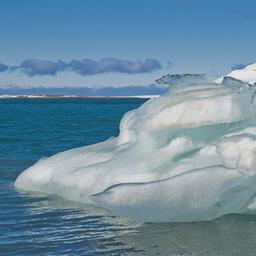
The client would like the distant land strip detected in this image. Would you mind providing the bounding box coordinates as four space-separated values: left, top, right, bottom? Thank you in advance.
0 94 159 99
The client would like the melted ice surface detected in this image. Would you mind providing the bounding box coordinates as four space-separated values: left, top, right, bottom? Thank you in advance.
15 75 256 222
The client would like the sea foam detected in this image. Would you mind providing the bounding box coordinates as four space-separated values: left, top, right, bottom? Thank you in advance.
15 74 256 222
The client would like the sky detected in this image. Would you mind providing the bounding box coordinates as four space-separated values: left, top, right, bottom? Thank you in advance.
0 0 256 90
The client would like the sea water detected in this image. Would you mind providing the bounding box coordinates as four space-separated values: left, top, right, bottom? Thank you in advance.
1 98 256 255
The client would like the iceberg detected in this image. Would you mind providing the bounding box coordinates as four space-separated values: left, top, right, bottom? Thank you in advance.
15 74 256 222
221 63 256 85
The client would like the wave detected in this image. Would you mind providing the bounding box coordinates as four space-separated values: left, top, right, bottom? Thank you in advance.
15 74 256 222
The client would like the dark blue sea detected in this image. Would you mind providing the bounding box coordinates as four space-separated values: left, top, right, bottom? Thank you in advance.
1 98 256 256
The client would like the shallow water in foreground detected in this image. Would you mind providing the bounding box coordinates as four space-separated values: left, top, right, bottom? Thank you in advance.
1 98 256 255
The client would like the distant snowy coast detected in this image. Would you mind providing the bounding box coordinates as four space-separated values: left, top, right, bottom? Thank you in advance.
0 94 159 99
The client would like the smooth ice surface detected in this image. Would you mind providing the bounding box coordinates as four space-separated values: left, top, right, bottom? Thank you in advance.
91 167 255 222
15 74 256 222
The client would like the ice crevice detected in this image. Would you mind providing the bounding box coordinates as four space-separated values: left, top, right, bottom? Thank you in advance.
15 74 256 222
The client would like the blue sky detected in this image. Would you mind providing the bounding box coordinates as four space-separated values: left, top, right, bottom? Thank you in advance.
0 0 256 89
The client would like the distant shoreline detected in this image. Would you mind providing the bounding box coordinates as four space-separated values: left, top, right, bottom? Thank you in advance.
0 95 159 99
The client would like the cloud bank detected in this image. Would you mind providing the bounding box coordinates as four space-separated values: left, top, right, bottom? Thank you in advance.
68 58 162 75
231 63 252 71
0 58 162 76
20 59 66 76
0 63 9 72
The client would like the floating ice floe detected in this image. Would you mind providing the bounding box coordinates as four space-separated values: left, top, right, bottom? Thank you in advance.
15 73 256 222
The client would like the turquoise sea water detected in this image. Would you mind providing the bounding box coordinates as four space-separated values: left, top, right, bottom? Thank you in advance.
1 98 256 256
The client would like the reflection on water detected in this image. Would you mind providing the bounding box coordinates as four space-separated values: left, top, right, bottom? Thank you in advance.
120 215 256 256
2 187 256 256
